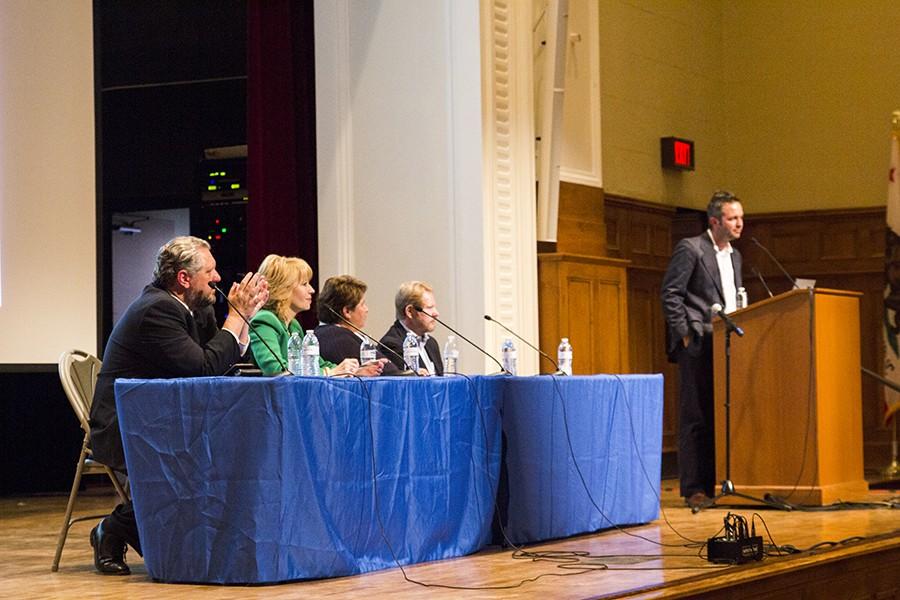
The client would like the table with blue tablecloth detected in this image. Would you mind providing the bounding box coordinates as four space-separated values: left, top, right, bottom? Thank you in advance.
115 374 662 584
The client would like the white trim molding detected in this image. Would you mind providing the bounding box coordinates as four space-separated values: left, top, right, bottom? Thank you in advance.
559 0 602 189
481 0 540 375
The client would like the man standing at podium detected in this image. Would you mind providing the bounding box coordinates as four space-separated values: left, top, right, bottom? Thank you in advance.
661 191 744 510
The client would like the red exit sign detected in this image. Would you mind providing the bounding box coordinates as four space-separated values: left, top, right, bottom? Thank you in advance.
661 137 695 170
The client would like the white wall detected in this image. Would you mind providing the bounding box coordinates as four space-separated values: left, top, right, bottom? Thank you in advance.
316 0 487 373
0 0 96 363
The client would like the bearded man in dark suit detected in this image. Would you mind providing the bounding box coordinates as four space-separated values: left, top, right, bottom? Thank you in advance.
88 236 268 575
661 191 744 510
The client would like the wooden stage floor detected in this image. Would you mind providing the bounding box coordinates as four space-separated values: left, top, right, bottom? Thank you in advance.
2 481 897 599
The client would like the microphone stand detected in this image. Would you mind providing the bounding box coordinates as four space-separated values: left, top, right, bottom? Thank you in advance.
751 237 797 290
696 316 781 512
321 305 418 376
414 307 509 374
484 314 563 374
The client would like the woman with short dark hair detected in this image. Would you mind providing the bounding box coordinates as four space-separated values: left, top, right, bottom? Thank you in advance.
315 275 399 375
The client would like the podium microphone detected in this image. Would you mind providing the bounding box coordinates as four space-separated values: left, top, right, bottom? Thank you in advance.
209 282 288 373
752 266 774 298
413 307 508 374
711 303 744 337
751 237 797 290
321 304 419 376
483 314 563 374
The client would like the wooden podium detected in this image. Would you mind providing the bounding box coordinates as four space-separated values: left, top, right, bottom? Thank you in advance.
712 288 868 505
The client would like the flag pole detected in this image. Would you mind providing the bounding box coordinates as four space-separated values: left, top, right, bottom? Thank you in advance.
885 417 900 480
884 110 900 481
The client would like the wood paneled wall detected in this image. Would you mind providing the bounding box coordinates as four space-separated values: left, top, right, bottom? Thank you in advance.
547 184 889 469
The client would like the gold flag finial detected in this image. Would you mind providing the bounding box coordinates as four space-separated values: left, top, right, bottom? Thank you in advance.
893 109 900 132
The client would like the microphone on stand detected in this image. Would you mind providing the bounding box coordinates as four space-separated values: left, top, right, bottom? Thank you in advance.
752 266 774 298
413 306 508 374
711 303 744 337
208 282 289 374
321 304 419 376
751 237 798 290
483 314 563 374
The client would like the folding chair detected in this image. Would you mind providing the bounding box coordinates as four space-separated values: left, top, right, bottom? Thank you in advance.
52 350 129 572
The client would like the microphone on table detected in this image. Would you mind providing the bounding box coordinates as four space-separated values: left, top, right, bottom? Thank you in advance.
483 314 564 374
209 281 289 374
711 303 744 337
752 266 774 298
321 304 419 376
413 306 508 375
751 237 798 290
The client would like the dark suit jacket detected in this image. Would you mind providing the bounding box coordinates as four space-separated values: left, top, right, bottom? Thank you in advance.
314 323 401 375
661 232 743 362
90 284 242 471
379 320 444 375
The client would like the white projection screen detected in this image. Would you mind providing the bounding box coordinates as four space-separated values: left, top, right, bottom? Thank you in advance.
0 1 97 364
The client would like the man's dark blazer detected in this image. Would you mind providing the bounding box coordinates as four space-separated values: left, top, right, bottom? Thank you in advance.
90 284 242 471
379 320 444 375
314 323 401 375
661 232 742 362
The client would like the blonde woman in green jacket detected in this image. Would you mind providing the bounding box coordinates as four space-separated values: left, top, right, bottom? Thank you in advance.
249 254 366 376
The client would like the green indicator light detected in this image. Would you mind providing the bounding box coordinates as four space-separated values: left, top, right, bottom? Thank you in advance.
207 185 217 191
221 171 226 176
230 183 239 189
221 227 228 233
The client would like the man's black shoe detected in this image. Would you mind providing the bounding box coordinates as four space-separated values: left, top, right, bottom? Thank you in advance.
90 522 130 575
686 491 713 511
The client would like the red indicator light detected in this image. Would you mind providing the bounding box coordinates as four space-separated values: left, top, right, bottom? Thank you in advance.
661 137 694 170
674 141 691 166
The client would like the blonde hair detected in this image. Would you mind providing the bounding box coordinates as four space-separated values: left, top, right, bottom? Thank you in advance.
394 280 433 320
257 254 313 322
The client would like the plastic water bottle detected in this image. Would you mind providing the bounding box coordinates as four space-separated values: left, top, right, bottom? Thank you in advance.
300 330 321 376
736 287 748 310
500 338 517 375
557 337 573 376
403 331 420 372
287 331 303 375
443 335 459 374
359 335 377 364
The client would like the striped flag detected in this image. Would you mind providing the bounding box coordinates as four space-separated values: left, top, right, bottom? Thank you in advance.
884 115 900 424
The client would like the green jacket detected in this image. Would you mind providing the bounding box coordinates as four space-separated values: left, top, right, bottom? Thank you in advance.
249 309 337 376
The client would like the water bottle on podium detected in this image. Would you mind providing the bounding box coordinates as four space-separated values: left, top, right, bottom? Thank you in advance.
287 332 303 375
443 335 459 374
557 337 573 375
300 330 321 376
736 287 748 310
360 335 377 364
403 331 420 372
500 338 517 375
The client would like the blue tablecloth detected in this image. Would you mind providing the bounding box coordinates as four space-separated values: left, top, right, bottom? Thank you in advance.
500 375 662 544
115 374 662 584
116 376 501 584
